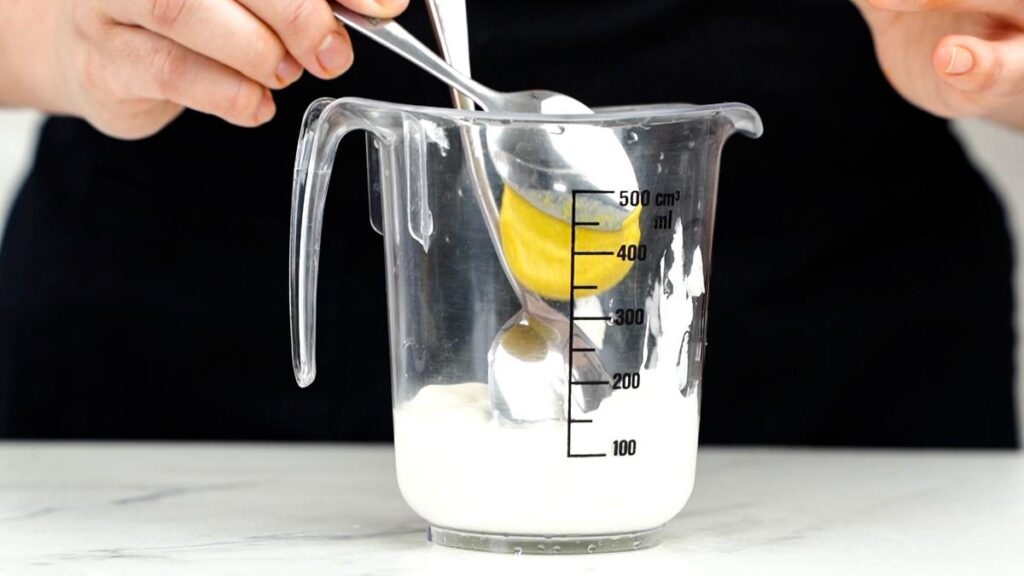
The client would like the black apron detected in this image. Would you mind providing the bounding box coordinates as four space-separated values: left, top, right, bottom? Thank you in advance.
1 0 1016 446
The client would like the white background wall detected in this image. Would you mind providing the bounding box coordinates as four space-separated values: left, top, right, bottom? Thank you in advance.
0 110 41 241
1 111 1022 443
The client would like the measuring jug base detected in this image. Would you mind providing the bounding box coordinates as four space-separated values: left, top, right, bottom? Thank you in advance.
426 525 663 555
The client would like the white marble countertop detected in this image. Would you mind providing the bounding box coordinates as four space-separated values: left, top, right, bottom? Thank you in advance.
1 443 1021 575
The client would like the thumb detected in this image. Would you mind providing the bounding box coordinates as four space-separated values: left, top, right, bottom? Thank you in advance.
933 33 1024 99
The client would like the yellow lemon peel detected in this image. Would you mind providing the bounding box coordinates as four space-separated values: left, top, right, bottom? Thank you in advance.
499 185 641 301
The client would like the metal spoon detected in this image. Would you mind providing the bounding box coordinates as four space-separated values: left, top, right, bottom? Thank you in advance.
406 1 613 421
423 0 474 111
332 3 638 231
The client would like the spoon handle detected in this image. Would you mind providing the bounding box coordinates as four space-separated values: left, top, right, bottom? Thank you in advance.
424 0 475 110
421 1 525 303
330 2 497 110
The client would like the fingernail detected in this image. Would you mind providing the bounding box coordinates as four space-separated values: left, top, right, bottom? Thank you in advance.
944 46 974 76
275 54 303 86
255 92 276 124
317 32 352 75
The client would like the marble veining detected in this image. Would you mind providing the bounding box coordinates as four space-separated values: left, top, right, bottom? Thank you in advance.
112 481 253 505
1 443 1022 575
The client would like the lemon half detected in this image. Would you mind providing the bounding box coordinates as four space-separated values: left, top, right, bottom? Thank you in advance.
499 185 641 301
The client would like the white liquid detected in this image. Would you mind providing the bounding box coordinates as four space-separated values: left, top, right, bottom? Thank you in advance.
393 220 704 536
393 381 699 536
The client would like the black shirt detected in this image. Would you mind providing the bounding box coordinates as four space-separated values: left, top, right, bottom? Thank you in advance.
1 0 1017 446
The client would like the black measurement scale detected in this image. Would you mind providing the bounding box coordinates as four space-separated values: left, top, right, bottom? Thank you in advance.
565 189 680 458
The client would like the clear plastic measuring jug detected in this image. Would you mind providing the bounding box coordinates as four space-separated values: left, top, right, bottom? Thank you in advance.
290 97 762 554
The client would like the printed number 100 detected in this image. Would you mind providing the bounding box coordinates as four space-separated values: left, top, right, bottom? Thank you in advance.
612 439 637 456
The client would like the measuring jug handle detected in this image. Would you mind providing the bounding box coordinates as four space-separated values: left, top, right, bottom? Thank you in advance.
289 98 375 387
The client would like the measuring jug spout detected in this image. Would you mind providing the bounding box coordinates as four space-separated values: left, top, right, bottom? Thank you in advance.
717 102 764 139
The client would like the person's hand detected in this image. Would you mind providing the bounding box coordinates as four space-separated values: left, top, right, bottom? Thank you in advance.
853 0 1024 130
40 0 408 139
